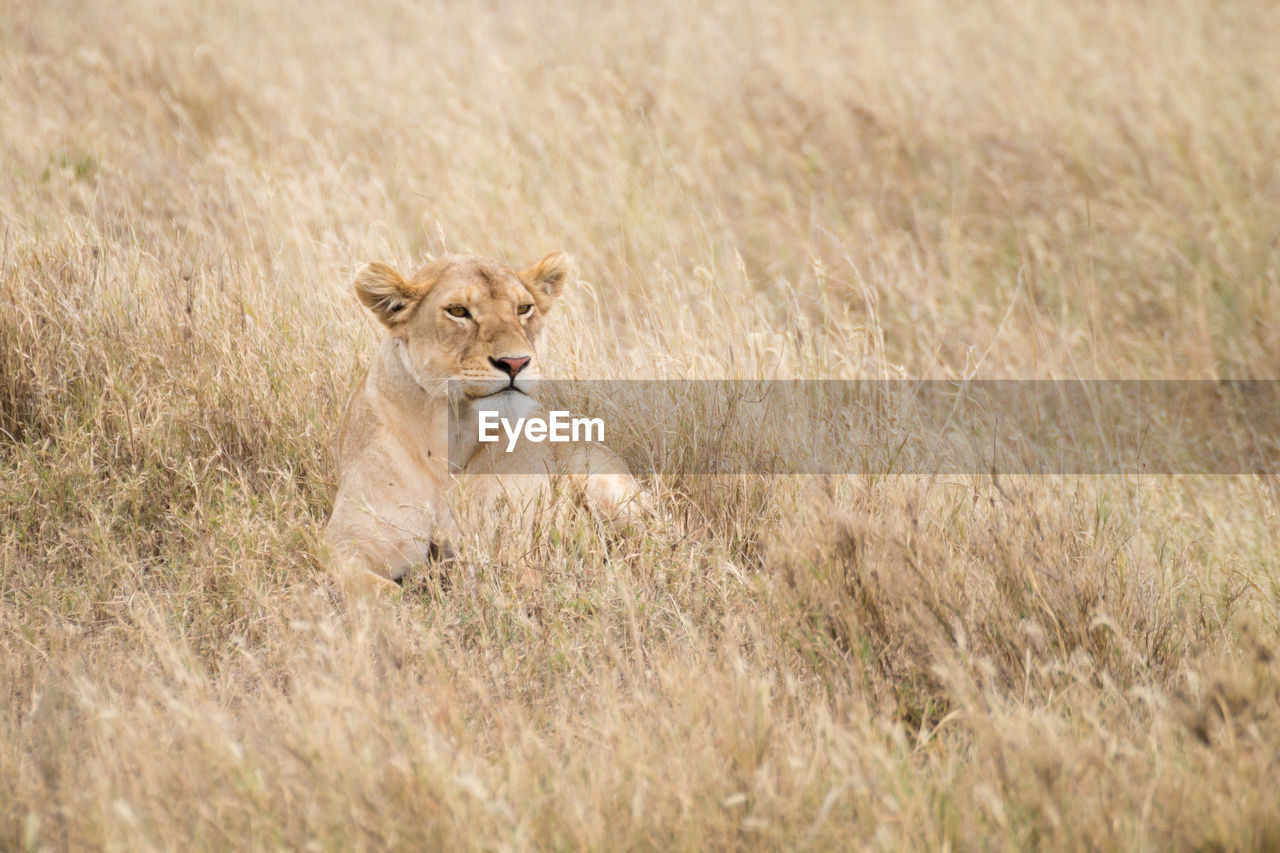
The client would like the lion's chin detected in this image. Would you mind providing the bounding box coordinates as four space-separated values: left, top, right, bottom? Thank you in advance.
472 386 526 400
455 374 538 402
464 387 541 427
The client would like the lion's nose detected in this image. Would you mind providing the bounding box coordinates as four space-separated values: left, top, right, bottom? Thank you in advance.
490 355 531 378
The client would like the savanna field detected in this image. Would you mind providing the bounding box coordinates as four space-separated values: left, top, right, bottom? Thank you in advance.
2 0 1280 849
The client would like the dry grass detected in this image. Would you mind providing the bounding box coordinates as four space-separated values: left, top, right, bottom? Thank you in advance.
2 0 1280 849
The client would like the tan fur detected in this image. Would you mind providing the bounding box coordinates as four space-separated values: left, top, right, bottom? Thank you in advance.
325 252 643 592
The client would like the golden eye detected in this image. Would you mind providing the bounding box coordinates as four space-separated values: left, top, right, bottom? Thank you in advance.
446 306 469 318
517 304 534 317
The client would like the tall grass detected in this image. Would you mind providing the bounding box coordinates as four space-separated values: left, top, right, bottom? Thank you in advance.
2 0 1279 848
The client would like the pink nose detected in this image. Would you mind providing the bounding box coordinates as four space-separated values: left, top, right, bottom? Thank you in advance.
490 355 530 378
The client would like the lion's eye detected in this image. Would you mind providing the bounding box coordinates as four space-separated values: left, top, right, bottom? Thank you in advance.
446 306 470 319
517 304 534 317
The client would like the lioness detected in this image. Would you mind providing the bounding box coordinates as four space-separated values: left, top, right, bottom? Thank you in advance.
325 251 641 591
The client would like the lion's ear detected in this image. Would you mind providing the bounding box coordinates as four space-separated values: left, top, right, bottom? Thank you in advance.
521 251 574 308
354 262 420 326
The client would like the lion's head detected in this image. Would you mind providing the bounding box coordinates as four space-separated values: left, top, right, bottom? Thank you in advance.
353 252 572 400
